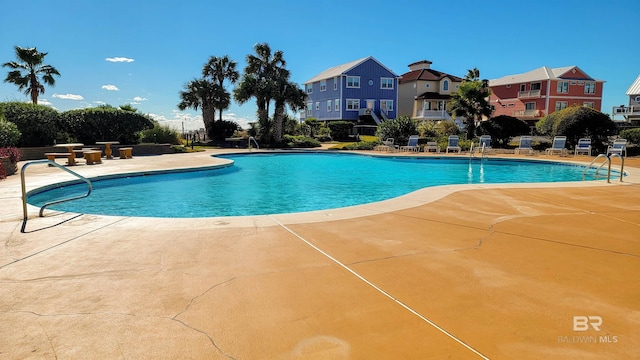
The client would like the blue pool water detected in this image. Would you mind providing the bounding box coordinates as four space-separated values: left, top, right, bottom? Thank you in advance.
28 153 596 218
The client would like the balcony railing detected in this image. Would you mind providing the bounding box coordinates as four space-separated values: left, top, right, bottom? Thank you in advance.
518 90 541 99
612 105 640 115
415 109 452 120
513 109 544 118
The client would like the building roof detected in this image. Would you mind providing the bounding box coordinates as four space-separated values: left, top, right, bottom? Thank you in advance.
489 66 602 86
399 68 463 84
303 56 399 84
626 74 640 95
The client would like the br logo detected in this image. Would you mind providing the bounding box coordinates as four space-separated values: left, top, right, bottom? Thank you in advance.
573 316 602 331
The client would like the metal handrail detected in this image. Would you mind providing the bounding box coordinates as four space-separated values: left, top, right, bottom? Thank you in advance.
609 153 625 183
582 154 610 181
20 160 93 232
248 136 259 151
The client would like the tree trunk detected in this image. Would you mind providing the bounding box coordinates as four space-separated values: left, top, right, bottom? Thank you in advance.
202 104 215 137
273 104 284 143
466 118 475 140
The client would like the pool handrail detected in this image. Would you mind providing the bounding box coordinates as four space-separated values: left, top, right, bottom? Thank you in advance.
582 153 624 183
248 136 259 151
20 159 93 233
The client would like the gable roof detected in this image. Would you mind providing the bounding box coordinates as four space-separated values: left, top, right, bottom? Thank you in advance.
626 74 640 95
489 66 601 86
303 56 399 84
399 68 463 84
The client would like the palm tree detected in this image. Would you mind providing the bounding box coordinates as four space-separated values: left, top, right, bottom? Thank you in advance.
178 78 220 136
272 72 307 143
2 46 60 104
234 43 287 143
202 55 239 123
450 68 493 140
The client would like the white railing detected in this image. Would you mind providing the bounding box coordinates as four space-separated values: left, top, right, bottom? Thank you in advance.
518 90 541 98
612 105 640 115
513 109 544 117
415 109 451 120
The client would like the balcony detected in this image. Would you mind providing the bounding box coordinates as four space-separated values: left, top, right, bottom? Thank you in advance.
415 109 452 120
518 90 541 99
513 109 545 118
612 105 640 115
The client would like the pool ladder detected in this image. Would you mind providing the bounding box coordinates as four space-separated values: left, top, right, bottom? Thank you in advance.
20 160 93 232
582 153 624 183
248 136 259 151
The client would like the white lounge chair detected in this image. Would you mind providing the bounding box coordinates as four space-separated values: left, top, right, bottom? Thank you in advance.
514 136 534 155
376 138 396 152
446 135 461 154
400 135 419 152
424 141 440 153
545 136 568 156
574 138 592 156
607 139 627 157
477 135 492 154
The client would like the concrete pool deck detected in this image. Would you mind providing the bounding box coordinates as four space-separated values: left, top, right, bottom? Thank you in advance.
0 149 639 359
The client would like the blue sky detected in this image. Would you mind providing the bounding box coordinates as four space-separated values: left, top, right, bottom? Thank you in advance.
1 0 638 131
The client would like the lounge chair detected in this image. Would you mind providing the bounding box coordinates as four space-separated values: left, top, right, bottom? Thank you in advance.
607 139 627 157
477 135 492 154
545 136 568 156
424 141 440 153
514 136 534 155
376 138 396 152
446 135 461 154
574 138 592 156
400 135 419 152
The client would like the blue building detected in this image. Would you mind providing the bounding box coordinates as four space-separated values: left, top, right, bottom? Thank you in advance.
301 56 399 134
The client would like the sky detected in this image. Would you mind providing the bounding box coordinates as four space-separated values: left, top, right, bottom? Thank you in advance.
1 0 638 131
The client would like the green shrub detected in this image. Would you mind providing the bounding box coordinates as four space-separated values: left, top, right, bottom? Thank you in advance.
376 115 417 145
140 122 181 144
619 127 640 145
477 115 530 147
61 107 154 144
0 102 60 146
327 121 354 140
435 120 461 137
342 140 378 150
0 114 21 147
209 120 241 141
283 135 321 148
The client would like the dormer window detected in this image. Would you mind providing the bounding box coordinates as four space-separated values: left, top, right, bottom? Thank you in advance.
443 80 449 91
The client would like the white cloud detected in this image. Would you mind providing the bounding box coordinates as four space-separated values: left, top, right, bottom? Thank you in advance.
149 110 253 132
133 96 148 102
105 57 134 63
93 100 106 105
52 93 84 100
38 98 52 106
101 84 119 91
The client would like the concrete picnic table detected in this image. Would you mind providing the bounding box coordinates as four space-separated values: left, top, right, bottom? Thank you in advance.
96 141 120 159
54 143 84 165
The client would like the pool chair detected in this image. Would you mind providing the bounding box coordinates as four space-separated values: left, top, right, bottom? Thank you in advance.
607 139 627 157
514 136 534 155
446 135 461 154
400 135 420 152
424 141 440 153
545 136 568 156
574 138 592 156
376 138 396 152
477 135 492 154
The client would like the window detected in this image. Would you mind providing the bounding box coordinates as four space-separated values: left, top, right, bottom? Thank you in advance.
425 83 430 88
443 80 449 91
555 101 568 111
583 102 594 108
530 82 541 90
381 78 394 89
346 99 360 110
520 84 526 92
306 84 313 94
346 76 360 88
584 82 596 94
557 81 569 93
525 102 536 110
315 102 319 111
306 102 313 116
506 84 511 88
335 99 340 111
380 100 394 112
327 100 332 112
320 80 326 92
333 77 338 90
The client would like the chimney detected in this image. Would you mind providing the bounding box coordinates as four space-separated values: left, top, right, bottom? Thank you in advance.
408 60 432 71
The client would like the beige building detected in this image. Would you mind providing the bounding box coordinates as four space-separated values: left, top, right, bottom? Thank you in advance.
397 60 463 122
612 73 640 125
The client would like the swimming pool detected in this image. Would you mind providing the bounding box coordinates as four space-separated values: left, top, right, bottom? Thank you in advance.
28 153 598 218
